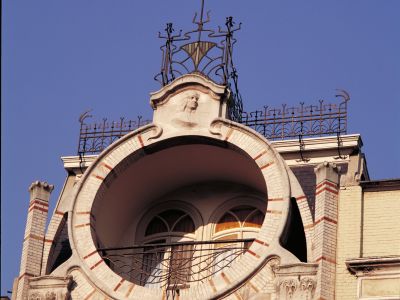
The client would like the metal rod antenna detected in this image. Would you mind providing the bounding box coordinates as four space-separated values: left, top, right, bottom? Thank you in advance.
197 0 205 41
200 0 205 23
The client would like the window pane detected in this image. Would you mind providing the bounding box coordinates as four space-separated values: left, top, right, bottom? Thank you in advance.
172 215 195 233
231 206 255 224
215 213 240 233
145 217 168 236
244 210 264 228
159 210 186 229
169 244 194 287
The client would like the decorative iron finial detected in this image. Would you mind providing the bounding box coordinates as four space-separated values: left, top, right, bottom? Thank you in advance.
154 0 244 121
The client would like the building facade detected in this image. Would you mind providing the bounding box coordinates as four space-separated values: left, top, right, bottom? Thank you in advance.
12 3 400 300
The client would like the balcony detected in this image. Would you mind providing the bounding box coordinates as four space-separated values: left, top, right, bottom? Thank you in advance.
99 238 254 293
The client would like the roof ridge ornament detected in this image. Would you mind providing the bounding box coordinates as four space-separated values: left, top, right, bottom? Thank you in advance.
154 0 244 122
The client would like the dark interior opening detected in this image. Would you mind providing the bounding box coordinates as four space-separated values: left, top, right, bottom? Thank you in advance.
47 213 72 273
280 197 307 262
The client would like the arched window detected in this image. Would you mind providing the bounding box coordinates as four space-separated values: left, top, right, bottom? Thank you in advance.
138 209 196 289
213 205 264 271
214 205 264 239
144 209 195 238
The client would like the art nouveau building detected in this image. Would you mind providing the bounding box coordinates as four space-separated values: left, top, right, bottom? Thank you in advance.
12 3 400 300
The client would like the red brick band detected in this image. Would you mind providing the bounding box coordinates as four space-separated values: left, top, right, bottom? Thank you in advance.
113 278 125 291
296 195 307 201
76 211 91 215
253 150 268 160
74 223 91 228
93 174 105 181
260 161 274 170
29 199 49 208
224 128 234 141
268 197 283 202
137 135 144 147
101 162 113 171
90 259 104 270
247 249 260 259
316 180 338 190
125 284 135 297
315 256 336 264
24 234 44 242
316 187 338 196
84 249 98 259
314 216 337 226
83 289 96 300
248 281 259 292
209 279 217 293
28 205 48 213
55 210 64 216
304 223 314 229
220 272 231 285
254 239 269 247
266 209 282 215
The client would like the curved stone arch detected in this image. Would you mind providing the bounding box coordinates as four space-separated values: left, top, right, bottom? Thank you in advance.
68 118 300 298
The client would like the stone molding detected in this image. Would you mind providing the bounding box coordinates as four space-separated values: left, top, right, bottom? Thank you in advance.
29 181 54 193
149 73 228 109
275 263 318 300
346 256 400 276
28 276 72 300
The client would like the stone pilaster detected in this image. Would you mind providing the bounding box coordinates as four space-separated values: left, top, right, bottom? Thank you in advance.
313 162 340 300
16 181 54 300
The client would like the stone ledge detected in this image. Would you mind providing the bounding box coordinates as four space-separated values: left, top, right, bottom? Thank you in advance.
346 256 400 275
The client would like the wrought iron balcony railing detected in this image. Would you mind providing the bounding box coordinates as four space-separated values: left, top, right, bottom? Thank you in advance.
98 238 253 293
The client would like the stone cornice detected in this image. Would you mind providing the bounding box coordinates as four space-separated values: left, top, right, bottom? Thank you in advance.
61 134 366 176
271 134 362 154
346 256 400 275
61 155 97 174
360 179 400 192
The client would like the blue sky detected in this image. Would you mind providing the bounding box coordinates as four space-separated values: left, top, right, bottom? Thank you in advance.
2 0 400 295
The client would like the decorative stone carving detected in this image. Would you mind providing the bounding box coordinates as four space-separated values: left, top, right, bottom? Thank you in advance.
279 279 298 299
275 263 318 300
29 293 43 300
45 292 56 300
29 181 54 193
150 73 230 133
300 277 316 300
28 276 72 300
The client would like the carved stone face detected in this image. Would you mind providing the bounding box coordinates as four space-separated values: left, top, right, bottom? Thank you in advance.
184 92 199 111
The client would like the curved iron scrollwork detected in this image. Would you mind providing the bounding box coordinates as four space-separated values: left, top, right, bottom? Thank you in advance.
99 239 252 298
154 0 244 122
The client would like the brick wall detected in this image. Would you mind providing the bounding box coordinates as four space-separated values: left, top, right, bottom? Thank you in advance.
335 185 362 300
363 189 400 256
291 166 316 218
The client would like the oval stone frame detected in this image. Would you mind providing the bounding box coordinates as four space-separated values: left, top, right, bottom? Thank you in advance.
68 118 294 299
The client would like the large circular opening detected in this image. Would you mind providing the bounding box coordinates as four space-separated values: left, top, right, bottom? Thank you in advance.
90 136 268 287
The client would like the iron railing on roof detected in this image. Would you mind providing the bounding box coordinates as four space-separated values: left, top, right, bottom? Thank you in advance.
241 91 349 140
77 91 349 156
77 112 151 156
98 238 253 298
